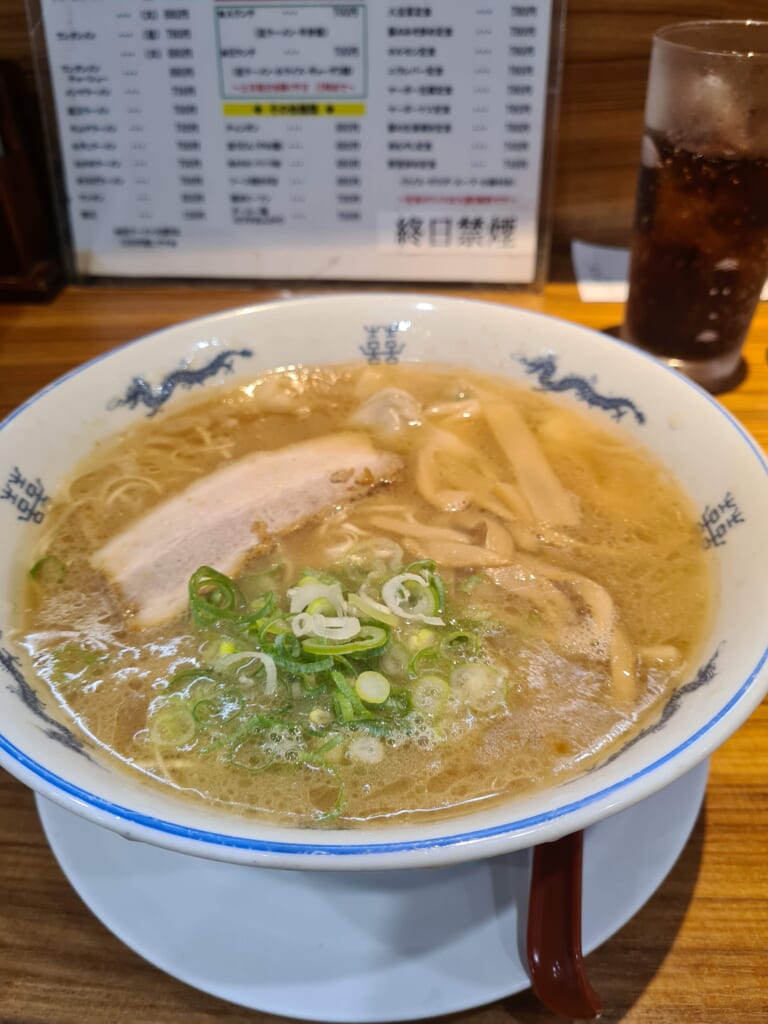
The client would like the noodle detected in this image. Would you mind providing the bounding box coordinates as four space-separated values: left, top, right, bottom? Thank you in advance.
13 362 713 827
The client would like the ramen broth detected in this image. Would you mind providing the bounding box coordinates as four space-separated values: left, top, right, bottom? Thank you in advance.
15 363 713 826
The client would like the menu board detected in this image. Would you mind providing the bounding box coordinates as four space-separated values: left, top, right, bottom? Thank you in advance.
38 0 557 283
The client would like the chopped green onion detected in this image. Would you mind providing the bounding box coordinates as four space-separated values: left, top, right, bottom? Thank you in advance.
30 555 67 585
409 560 446 620
401 560 445 609
291 612 361 641
333 690 356 723
166 667 220 698
346 717 400 737
301 734 343 765
274 631 303 659
331 670 372 721
189 566 251 628
174 555 493 821
300 674 331 694
258 615 291 640
403 558 436 576
347 591 399 627
192 699 218 725
149 700 196 747
354 671 391 704
200 712 283 753
228 736 275 772
287 580 346 615
301 624 389 657
381 572 444 626
442 631 479 656
272 651 335 676
217 650 278 695
412 675 450 718
248 591 276 619
378 687 412 719
380 641 410 678
408 644 441 679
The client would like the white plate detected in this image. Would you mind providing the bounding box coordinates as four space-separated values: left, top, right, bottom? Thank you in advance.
36 758 708 1022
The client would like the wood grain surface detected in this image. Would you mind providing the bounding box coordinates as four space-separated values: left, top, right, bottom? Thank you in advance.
0 284 766 1024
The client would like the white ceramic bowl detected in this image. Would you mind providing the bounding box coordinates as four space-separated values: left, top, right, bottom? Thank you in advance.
1 294 766 870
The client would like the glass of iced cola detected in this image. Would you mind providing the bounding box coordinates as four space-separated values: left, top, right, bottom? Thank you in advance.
622 21 768 392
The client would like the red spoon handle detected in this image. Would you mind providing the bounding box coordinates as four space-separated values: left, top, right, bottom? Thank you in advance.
527 829 603 1019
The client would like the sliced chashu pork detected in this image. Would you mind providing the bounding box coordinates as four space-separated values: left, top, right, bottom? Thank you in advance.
92 432 402 628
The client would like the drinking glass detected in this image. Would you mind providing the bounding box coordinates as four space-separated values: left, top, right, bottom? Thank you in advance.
621 21 768 392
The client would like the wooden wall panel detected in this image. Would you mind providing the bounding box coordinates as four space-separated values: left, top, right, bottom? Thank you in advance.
0 2 35 70
1 0 763 279
550 0 762 273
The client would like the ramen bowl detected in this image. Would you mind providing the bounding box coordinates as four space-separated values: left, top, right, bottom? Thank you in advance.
0 294 766 870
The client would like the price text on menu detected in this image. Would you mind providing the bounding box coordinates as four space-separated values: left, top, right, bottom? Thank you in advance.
41 0 554 282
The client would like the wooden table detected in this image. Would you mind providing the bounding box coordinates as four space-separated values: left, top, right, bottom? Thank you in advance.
0 285 766 1024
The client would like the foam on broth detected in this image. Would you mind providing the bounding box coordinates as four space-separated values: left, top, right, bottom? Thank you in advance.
14 363 714 826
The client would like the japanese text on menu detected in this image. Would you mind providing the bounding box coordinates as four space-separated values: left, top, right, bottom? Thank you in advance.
41 1 553 282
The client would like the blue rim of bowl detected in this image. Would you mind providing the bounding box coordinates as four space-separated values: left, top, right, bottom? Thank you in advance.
1 295 767 857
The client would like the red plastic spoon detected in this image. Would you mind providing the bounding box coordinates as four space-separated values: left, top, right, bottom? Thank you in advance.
527 830 603 1019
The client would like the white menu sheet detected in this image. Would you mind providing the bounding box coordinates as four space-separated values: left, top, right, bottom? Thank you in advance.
40 0 555 282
